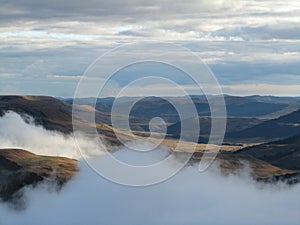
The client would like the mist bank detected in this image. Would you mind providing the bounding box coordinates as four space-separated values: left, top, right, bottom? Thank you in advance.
1 156 300 225
0 112 104 159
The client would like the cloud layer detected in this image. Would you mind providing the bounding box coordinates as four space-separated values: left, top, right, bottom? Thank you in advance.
1 156 300 225
0 0 299 96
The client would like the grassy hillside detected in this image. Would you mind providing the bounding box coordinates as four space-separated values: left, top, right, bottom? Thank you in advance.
167 116 262 142
235 134 300 171
0 148 77 201
0 96 73 133
0 95 125 145
226 109 300 142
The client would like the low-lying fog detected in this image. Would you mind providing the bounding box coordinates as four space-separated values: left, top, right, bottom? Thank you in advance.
0 112 300 225
0 112 103 159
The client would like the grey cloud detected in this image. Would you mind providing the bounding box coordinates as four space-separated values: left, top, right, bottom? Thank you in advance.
0 0 297 25
1 0 299 43
1 0 300 96
1 39 299 96
215 23 300 41
118 30 146 37
210 60 300 85
0 0 233 20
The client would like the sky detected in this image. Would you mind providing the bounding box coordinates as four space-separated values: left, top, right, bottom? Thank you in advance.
0 0 300 97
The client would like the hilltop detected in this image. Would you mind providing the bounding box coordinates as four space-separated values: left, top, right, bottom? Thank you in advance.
0 148 77 201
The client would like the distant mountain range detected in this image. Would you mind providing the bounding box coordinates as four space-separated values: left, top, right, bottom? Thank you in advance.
2 94 300 144
65 95 300 119
65 95 300 143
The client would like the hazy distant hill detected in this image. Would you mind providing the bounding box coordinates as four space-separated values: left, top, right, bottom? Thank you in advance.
245 95 300 102
65 95 300 139
2 95 300 143
65 95 300 120
167 116 262 143
226 109 300 142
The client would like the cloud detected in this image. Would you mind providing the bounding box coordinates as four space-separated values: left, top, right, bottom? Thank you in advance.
222 83 300 96
0 73 17 78
0 0 299 96
102 83 300 97
214 23 300 41
0 40 299 97
0 112 104 159
0 152 300 225
1 0 299 42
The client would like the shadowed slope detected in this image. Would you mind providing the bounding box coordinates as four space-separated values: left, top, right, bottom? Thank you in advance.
0 148 78 201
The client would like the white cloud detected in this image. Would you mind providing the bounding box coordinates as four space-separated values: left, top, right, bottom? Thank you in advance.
1 153 300 225
0 112 105 159
0 73 17 78
223 83 300 96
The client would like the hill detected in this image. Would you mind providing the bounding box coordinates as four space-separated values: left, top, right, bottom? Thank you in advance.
0 148 77 202
235 134 300 171
226 109 300 142
167 116 262 142
0 95 124 145
0 96 73 133
66 95 300 122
